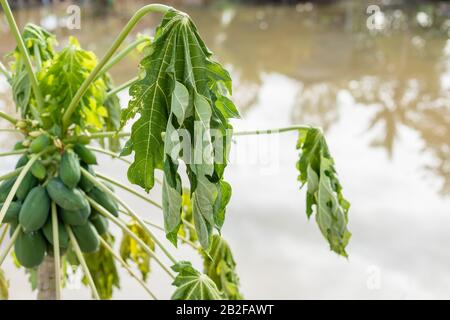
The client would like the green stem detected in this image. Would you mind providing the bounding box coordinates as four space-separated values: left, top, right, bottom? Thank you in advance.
0 111 19 125
0 151 45 224
118 209 201 251
0 150 26 157
0 166 24 182
0 224 9 247
66 225 100 300
79 125 312 140
233 125 311 136
0 61 11 81
62 4 172 130
88 132 131 140
51 202 61 300
95 172 162 209
82 170 175 264
98 236 157 300
98 38 149 80
88 196 175 279
106 76 138 99
0 129 22 134
0 0 44 112
0 225 20 266
87 146 131 164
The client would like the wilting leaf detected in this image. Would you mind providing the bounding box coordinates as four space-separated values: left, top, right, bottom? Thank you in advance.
0 268 8 300
120 221 155 281
122 9 239 250
178 189 198 243
83 234 120 300
171 261 223 300
10 24 55 118
296 128 351 257
203 235 242 300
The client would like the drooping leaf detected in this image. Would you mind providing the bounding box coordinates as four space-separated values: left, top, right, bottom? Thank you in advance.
21 23 56 62
203 235 242 300
296 128 351 257
83 234 120 300
39 37 108 131
0 268 8 300
120 220 155 281
9 24 55 118
122 9 239 250
171 261 223 300
178 189 198 243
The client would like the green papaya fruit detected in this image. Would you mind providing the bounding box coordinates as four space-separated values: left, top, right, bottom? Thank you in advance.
74 144 97 165
0 178 17 202
29 135 50 154
31 161 46 180
90 213 108 235
13 141 26 150
19 186 50 232
9 221 18 236
14 230 46 268
16 172 38 201
46 178 89 211
72 223 99 253
88 187 118 217
78 163 95 193
0 201 21 224
60 205 91 226
15 154 29 169
60 149 81 189
42 217 69 248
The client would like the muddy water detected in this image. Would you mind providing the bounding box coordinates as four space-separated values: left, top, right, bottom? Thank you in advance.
1 0 450 299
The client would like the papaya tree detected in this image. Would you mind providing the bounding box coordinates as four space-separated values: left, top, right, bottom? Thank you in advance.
0 1 351 300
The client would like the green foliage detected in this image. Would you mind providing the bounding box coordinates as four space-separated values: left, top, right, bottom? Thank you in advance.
9 24 55 118
39 37 108 131
83 234 120 300
120 221 155 281
0 268 8 300
203 235 242 300
296 128 351 257
171 261 223 300
122 9 238 250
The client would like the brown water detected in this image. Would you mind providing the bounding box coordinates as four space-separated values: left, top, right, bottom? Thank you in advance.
1 0 450 299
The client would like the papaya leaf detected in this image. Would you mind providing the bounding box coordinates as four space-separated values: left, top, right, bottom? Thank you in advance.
39 37 108 131
178 189 198 243
171 261 223 300
296 128 351 257
9 24 55 118
0 268 8 300
120 221 155 281
203 235 242 300
83 234 120 300
122 9 239 250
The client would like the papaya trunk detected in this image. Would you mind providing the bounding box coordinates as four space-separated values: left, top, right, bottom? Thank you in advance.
37 255 57 300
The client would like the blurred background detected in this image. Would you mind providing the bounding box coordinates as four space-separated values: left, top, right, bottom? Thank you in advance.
1 0 450 299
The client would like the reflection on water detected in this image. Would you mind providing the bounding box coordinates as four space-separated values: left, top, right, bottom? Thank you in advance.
1 0 450 299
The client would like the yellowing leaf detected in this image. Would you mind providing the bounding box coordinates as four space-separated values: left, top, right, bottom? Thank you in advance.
120 221 155 281
0 268 8 300
296 128 351 257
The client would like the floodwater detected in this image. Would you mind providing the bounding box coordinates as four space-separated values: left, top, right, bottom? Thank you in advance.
1 0 450 299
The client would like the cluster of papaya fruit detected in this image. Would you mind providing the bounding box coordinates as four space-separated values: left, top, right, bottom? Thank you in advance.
0 133 119 269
